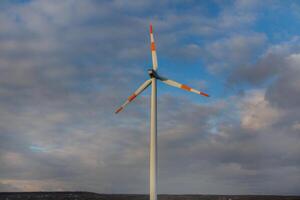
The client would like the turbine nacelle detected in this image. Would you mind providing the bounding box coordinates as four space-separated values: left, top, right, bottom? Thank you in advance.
147 69 159 79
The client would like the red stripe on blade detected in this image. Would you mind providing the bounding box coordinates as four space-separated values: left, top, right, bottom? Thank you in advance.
128 94 137 102
181 84 191 91
151 42 156 51
150 24 153 33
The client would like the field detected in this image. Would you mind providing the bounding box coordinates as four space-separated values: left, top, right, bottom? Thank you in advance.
0 192 300 200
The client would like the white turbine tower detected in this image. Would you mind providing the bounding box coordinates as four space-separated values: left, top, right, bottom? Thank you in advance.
115 24 209 200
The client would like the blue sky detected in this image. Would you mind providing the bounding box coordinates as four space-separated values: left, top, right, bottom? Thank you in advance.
0 0 300 195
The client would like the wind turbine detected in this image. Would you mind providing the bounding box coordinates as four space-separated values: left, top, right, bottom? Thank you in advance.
115 24 209 200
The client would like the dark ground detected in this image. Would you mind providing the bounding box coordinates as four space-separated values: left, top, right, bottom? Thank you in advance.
0 192 300 200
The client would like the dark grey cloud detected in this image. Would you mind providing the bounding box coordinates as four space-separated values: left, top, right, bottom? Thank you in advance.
266 54 300 109
228 53 283 86
203 33 267 73
228 37 300 86
227 37 300 112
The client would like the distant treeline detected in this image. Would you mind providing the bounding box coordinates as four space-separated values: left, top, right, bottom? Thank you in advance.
0 192 299 200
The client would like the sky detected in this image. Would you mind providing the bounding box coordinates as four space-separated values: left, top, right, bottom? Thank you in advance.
0 0 300 195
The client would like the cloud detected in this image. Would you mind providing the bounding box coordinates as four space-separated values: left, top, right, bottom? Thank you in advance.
204 33 267 73
266 53 300 109
229 37 300 86
0 182 20 192
239 90 281 131
228 36 300 111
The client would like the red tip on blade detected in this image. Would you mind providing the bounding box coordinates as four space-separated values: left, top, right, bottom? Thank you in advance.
200 92 209 97
150 23 153 33
115 107 123 114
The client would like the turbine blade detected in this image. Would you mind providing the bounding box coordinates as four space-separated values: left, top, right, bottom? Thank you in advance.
158 76 209 97
115 79 152 114
150 23 158 70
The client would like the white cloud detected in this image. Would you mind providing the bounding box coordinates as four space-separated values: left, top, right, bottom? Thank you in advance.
240 90 281 131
